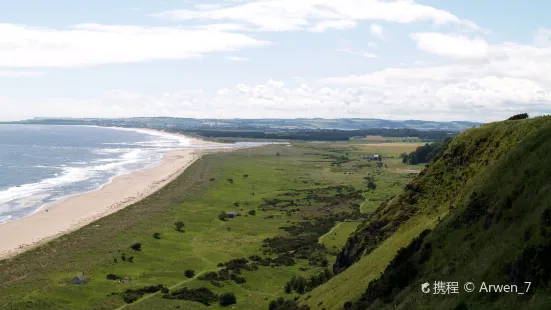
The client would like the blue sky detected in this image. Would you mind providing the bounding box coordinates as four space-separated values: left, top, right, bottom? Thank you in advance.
1 0 550 121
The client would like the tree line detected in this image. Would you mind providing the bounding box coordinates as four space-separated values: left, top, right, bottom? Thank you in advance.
401 137 452 165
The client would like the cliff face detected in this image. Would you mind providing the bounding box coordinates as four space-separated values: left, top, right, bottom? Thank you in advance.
329 116 551 309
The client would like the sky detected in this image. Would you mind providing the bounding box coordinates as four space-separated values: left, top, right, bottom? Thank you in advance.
1 0 550 122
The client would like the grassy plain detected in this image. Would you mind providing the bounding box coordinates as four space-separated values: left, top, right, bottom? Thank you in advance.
0 141 421 310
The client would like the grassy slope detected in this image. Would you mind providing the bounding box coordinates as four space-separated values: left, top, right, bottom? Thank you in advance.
303 117 551 309
357 116 551 309
0 142 420 309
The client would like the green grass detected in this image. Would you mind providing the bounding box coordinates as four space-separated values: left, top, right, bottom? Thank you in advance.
0 142 420 309
319 222 361 255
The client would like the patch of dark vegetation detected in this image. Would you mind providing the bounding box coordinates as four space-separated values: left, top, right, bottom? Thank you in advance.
505 241 551 291
130 243 142 251
153 232 161 239
185 128 452 142
198 258 257 284
184 269 195 278
284 268 333 294
174 221 185 232
508 113 529 121
162 287 219 306
219 292 237 307
122 284 165 303
400 138 451 165
106 273 122 281
268 297 311 310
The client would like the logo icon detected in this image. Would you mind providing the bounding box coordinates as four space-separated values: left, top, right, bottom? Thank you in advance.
421 282 431 294
464 282 475 292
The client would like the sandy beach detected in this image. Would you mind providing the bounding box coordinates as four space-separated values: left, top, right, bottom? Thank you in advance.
0 132 223 260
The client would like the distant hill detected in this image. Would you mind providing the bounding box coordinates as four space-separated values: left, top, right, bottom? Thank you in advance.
303 115 551 309
2 117 481 131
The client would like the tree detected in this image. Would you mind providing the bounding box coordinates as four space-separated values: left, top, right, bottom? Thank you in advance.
128 256 134 263
175 221 185 232
130 243 142 251
153 232 161 239
400 153 408 164
218 211 227 221
248 210 256 216
508 113 529 120
284 281 292 294
184 269 195 278
219 292 237 306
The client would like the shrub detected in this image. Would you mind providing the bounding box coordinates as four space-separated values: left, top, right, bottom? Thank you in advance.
184 270 195 278
219 292 237 307
243 174 249 178
153 232 161 239
130 243 142 251
508 113 529 120
163 287 219 306
161 287 169 294
128 256 134 263
106 273 121 280
121 253 126 261
175 221 185 232
248 209 256 216
218 211 227 221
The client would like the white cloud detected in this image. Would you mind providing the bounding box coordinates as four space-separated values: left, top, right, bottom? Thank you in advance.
225 56 251 61
308 20 357 32
411 32 489 59
154 0 480 32
0 23 269 68
367 41 378 47
322 35 551 121
0 71 43 77
4 72 550 122
369 23 384 38
336 48 377 58
535 28 551 47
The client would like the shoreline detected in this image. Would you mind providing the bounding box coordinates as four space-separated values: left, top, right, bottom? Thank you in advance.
0 129 226 261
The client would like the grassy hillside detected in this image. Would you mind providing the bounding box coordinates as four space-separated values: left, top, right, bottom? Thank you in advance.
0 141 421 309
303 116 551 309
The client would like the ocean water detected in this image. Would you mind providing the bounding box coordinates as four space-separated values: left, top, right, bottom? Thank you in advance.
0 125 240 224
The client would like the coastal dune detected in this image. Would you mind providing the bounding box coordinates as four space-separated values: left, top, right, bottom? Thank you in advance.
0 137 221 260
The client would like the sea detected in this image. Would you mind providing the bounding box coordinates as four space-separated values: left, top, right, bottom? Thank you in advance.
0 125 259 224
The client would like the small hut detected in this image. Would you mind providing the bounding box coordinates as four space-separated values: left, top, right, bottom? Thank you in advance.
71 274 88 285
227 211 238 218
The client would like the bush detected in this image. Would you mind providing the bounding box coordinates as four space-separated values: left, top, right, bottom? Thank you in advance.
508 113 529 120
128 256 134 263
185 270 195 278
106 273 121 280
163 287 218 306
234 277 246 284
130 243 142 251
153 232 161 239
218 211 227 221
219 292 237 306
248 209 256 216
161 287 169 294
175 221 185 232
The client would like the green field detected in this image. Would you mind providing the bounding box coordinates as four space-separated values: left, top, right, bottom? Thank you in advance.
0 141 421 309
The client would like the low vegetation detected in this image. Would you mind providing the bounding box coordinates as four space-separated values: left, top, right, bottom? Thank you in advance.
0 140 421 309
